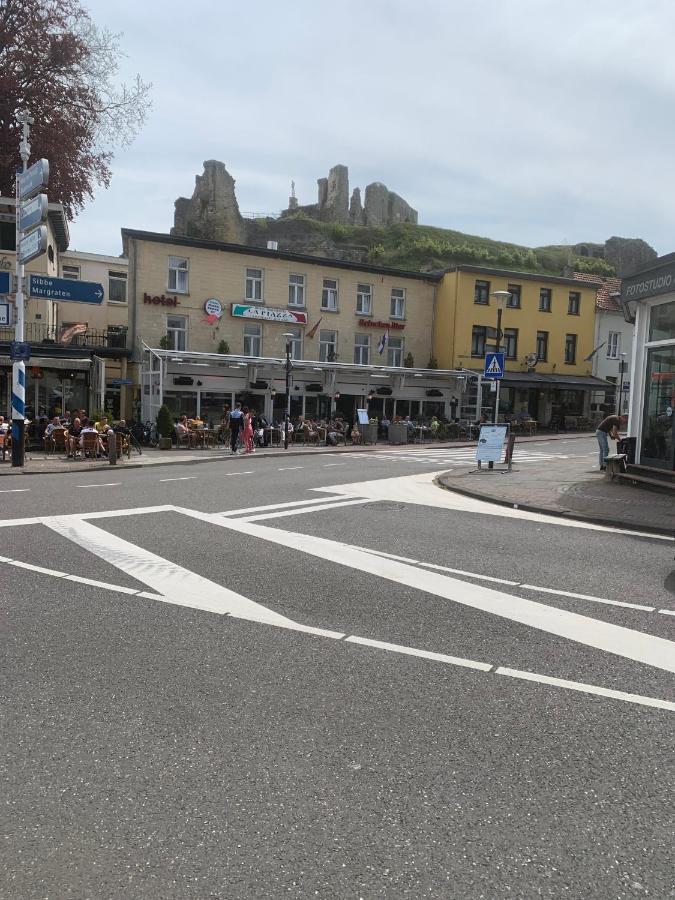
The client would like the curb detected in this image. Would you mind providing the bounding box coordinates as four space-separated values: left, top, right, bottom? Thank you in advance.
434 475 673 538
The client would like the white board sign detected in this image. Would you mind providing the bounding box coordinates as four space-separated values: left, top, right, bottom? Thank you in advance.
0 303 10 326
475 424 507 462
356 408 369 426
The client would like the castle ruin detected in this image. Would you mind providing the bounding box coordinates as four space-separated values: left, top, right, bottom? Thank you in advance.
172 160 246 243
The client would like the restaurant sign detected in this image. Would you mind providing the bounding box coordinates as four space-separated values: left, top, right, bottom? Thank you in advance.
231 303 307 325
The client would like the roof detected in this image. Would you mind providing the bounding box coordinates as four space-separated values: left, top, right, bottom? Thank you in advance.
572 272 622 311
467 369 611 388
121 229 442 282
0 195 69 252
443 264 597 288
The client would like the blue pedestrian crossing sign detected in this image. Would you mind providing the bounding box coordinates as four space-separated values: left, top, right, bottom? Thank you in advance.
484 351 505 379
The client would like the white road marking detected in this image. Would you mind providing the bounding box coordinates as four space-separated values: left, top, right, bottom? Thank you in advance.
345 635 492 671
356 546 520 586
0 488 30 493
76 483 121 488
159 476 197 482
519 584 654 612
659 608 675 617
278 466 304 471
219 496 355 517
0 553 163 598
323 463 345 467
236 498 370 522
222 471 253 476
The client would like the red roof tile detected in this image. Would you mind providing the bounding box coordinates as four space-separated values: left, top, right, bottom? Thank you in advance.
573 272 622 311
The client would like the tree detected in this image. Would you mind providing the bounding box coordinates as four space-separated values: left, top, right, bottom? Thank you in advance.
0 0 151 216
404 352 414 368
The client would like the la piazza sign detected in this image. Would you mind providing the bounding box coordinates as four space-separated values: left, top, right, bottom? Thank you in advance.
231 303 307 325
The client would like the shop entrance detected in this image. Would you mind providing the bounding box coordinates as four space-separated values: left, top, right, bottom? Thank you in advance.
640 345 675 470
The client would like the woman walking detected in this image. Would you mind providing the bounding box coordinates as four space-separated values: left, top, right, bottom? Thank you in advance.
242 406 254 454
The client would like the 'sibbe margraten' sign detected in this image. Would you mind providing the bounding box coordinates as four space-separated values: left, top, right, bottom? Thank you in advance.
231 303 307 325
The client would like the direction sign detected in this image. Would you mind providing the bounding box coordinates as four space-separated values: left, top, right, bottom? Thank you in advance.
0 272 10 295
20 194 48 232
9 341 30 362
19 225 48 264
484 351 505 380
18 159 49 200
28 274 104 304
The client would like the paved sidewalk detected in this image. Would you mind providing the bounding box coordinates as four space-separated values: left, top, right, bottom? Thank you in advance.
0 431 593 476
437 446 674 535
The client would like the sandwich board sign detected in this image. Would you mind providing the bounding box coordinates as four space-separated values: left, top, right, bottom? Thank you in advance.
484 351 505 379
475 424 508 462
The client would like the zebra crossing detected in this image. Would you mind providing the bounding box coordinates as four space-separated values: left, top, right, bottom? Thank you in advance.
349 446 572 466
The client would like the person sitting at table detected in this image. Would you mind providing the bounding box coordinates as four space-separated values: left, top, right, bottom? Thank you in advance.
67 417 83 457
351 425 362 445
44 416 65 448
61 409 72 427
430 416 440 434
80 419 105 455
94 415 109 434
175 415 194 447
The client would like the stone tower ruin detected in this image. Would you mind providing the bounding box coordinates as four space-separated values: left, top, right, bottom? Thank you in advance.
172 160 246 243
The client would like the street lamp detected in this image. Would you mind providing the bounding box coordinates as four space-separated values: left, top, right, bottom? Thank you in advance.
282 332 294 449
617 352 627 417
490 291 511 424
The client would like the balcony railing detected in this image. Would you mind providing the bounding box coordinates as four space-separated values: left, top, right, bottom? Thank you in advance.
0 322 128 350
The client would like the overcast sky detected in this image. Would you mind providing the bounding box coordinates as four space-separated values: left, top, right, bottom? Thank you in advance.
71 0 675 257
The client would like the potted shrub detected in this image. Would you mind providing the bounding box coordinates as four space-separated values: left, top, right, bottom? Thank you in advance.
156 404 173 450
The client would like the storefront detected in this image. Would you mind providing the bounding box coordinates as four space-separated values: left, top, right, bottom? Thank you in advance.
624 258 675 471
140 346 470 426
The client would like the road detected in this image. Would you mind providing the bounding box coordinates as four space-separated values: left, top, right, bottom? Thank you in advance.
1 437 674 899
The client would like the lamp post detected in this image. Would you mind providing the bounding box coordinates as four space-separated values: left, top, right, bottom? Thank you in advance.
617 352 627 417
490 291 511 424
282 332 293 450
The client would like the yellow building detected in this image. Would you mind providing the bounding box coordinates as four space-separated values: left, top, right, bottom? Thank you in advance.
433 265 604 423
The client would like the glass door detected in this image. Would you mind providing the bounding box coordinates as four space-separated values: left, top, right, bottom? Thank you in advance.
640 345 675 470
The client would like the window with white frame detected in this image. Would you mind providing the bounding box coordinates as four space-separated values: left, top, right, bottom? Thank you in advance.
607 331 621 359
168 256 188 293
354 333 369 365
390 287 405 319
166 314 187 351
322 278 338 311
288 273 305 307
319 329 338 362
108 270 127 303
286 326 303 360
387 337 403 367
62 265 80 280
356 283 372 315
243 323 261 357
245 267 263 301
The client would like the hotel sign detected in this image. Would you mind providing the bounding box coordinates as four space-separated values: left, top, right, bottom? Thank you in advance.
231 303 307 325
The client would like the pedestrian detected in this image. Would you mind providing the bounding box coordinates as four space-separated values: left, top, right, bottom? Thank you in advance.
229 402 243 453
595 413 621 471
242 406 254 453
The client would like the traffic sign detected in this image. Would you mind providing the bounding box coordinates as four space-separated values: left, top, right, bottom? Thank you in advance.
28 274 104 304
9 341 30 362
18 158 49 200
0 271 10 295
0 303 10 326
19 225 48 264
484 351 505 379
20 193 48 232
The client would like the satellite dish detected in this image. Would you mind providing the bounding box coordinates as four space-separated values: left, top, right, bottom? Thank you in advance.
525 352 538 368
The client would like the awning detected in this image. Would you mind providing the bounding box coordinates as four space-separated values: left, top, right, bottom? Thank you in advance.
546 374 612 389
0 356 92 371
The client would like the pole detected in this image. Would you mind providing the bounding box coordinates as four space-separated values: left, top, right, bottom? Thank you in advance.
284 341 291 450
475 374 482 422
489 306 503 470
12 116 31 467
617 358 625 417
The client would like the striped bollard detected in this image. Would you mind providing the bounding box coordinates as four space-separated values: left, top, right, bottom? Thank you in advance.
11 361 25 467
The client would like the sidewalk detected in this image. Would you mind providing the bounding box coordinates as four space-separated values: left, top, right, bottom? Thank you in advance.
437 450 674 536
0 431 593 477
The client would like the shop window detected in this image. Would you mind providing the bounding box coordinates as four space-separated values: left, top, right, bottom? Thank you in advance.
641 344 675 467
108 270 127 303
568 291 581 315
356 283 372 315
354 333 369 365
471 325 487 357
322 279 338 311
62 265 80 281
243 323 261 357
504 328 518 359
607 331 620 359
648 299 675 342
166 314 187 351
245 267 263 301
319 330 337 362
536 330 549 362
539 288 552 312
565 333 577 364
168 257 188 293
390 288 406 319
474 280 490 305
506 284 521 308
387 337 403 367
288 273 305 307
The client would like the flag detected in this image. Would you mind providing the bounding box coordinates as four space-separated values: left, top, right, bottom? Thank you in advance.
306 316 323 339
584 341 606 362
377 329 389 355
58 323 87 345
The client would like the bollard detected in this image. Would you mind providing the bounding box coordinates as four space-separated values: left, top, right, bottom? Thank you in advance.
107 429 117 465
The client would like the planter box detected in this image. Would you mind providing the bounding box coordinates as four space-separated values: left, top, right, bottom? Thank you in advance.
388 423 409 445
158 436 173 450
362 423 379 445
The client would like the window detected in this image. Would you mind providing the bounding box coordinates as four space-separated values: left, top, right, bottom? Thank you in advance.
62 265 80 280
474 280 490 304
539 288 552 312
168 257 188 293
354 333 369 365
471 325 487 357
245 267 263 301
390 288 406 319
286 326 303 360
0 221 15 251
565 333 577 364
322 278 338 311
568 291 581 315
288 273 305 307
536 330 549 362
506 284 521 308
243 323 261 357
319 330 338 362
356 283 372 315
387 337 404 367
607 331 621 359
504 328 518 359
166 314 187 351
108 270 127 303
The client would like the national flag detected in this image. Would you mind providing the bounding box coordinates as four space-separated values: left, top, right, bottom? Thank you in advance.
583 341 606 362
306 316 323 339
377 329 389 355
58 323 87 345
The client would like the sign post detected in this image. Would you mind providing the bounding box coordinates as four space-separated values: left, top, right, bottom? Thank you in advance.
484 351 505 471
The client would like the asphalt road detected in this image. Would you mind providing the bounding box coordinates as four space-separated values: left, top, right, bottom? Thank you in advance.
1 438 674 899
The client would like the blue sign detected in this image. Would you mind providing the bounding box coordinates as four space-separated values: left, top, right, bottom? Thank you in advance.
109 378 134 386
484 351 505 379
20 194 48 232
9 341 31 362
28 274 104 304
0 272 10 295
18 159 49 200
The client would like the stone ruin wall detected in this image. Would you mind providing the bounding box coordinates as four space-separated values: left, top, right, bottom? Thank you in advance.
172 160 246 244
